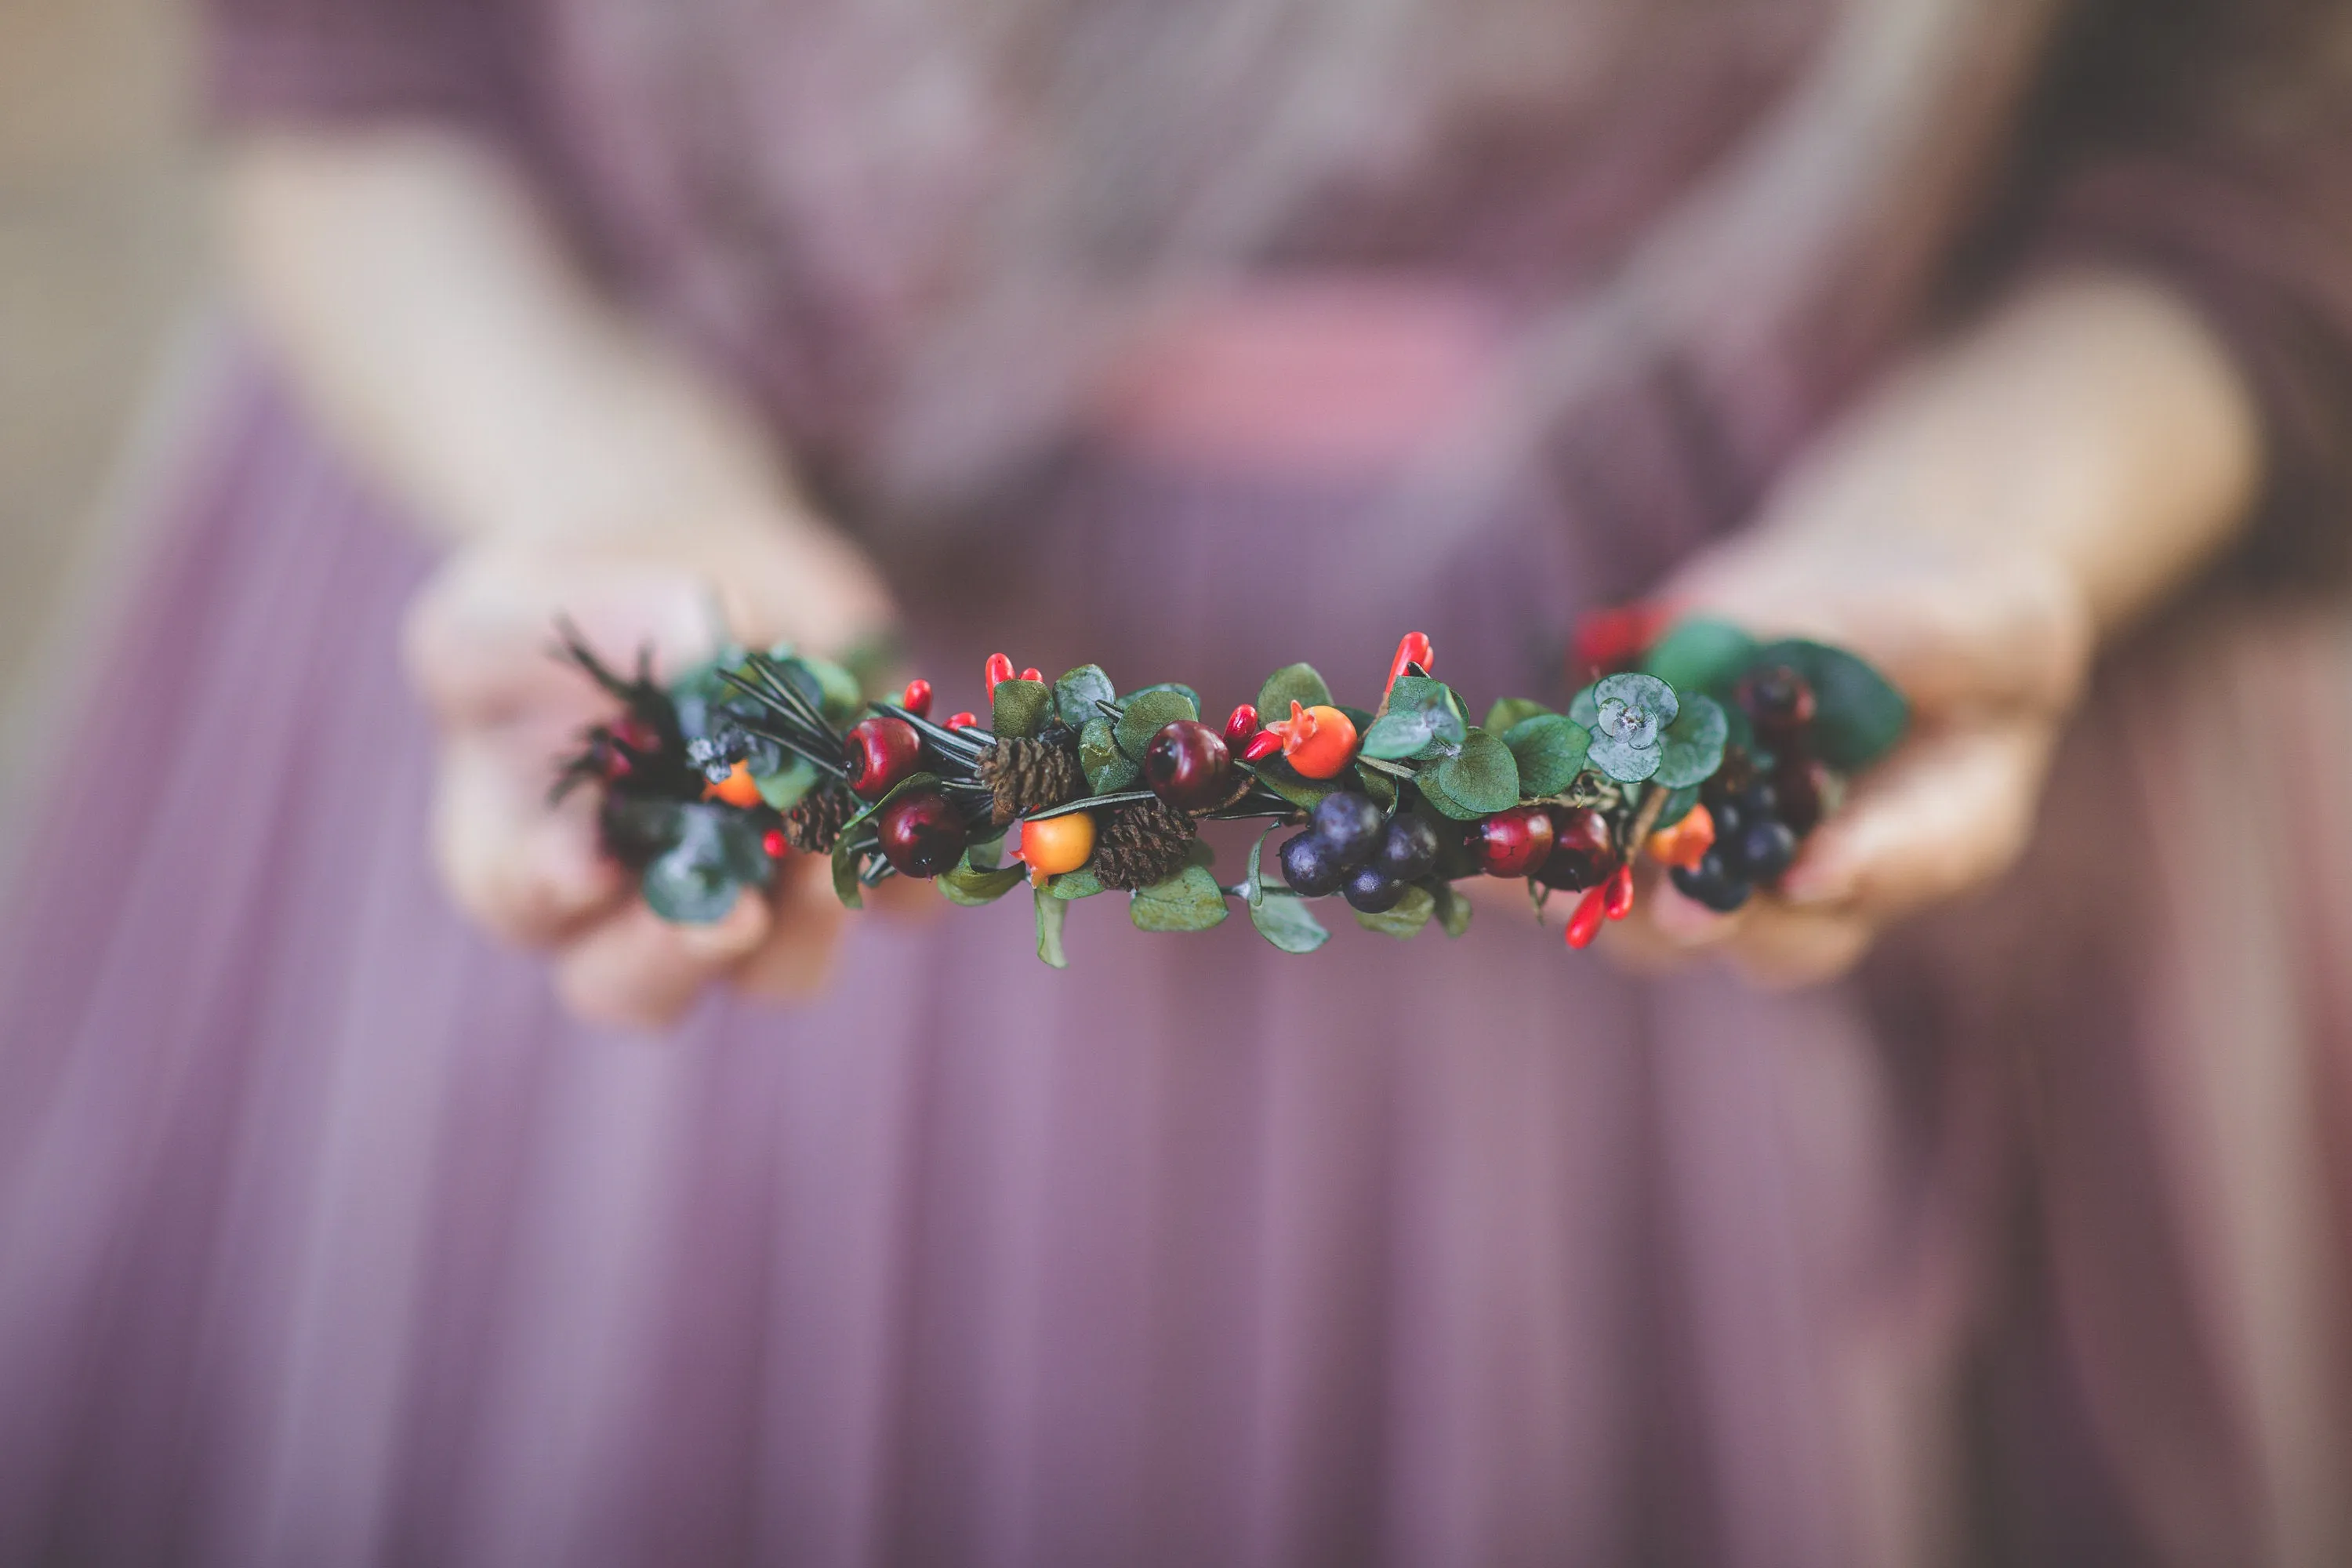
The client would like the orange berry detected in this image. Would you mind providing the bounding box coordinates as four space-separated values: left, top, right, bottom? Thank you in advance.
1643 803 1715 870
1276 701 1359 780
1021 811 1097 886
705 760 763 808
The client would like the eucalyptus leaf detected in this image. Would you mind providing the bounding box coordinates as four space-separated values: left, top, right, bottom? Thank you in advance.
1653 783 1702 829
1642 619 1759 695
754 754 821 811
991 677 1054 739
939 858 1025 906
1433 728 1519 815
1047 867 1105 899
1483 697 1554 734
1248 758 1338 811
1352 884 1434 939
1250 894 1330 953
1123 682 1202 717
1432 880 1473 938
1568 684 1599 727
1652 694 1729 789
1593 671 1679 731
1128 865 1229 932
1416 769 1483 820
830 832 869 909
1384 675 1457 721
1053 665 1116 728
1360 768 1397 809
1360 704 1461 760
1114 689 1198 763
1502 714 1591 797
1748 639 1910 770
1588 734 1662 783
640 804 766 924
1256 662 1332 720
1079 717 1139 793
1035 886 1069 967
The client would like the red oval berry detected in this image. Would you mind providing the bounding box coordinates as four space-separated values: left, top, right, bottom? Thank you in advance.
1475 805 1555 877
843 716 923 797
1385 632 1435 695
984 653 1014 695
1603 863 1635 920
1565 884 1610 949
1019 666 1043 683
762 828 787 858
1223 704 1260 748
901 678 934 718
1534 806 1619 891
1240 730 1284 764
946 711 978 731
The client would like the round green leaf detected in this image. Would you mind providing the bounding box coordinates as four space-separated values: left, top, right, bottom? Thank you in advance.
1053 665 1116 727
1431 880 1473 938
1114 689 1199 762
1128 865 1230 932
1501 714 1592 797
1592 671 1679 729
754 753 821 811
1588 734 1661 783
1432 728 1519 815
1079 717 1138 793
1642 619 1759 695
1250 894 1330 953
1035 885 1069 967
991 677 1054 739
1568 684 1599 727
1352 884 1435 939
1047 866 1105 899
1123 682 1202 717
940 855 1025 906
1652 694 1728 789
1483 697 1554 734
1256 663 1332 720
641 806 767 924
1361 705 1460 760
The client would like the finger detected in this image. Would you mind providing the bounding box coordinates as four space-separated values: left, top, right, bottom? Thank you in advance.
734 855 848 1003
1628 872 1874 985
1778 718 2053 918
432 735 626 943
554 891 773 1031
403 545 716 726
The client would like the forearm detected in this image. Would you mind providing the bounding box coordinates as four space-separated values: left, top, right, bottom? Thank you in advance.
218 127 800 548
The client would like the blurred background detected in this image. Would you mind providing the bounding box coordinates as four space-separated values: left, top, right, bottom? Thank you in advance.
0 0 198 794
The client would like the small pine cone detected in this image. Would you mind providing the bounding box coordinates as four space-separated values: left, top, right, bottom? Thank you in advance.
1092 800 1200 891
783 781 856 854
975 737 1083 826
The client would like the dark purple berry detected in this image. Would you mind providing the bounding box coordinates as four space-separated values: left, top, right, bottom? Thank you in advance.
1374 814 1441 883
1736 819 1799 883
1671 851 1752 913
1341 862 1405 913
1773 759 1828 836
1279 831 1347 897
1310 792 1386 868
1734 779 1778 822
1737 665 1815 735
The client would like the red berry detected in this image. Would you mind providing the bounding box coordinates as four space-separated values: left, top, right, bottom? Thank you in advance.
1223 704 1260 748
1385 631 1435 696
984 653 1014 695
1565 884 1609 949
1019 666 1043 683
877 790 967 878
1240 730 1284 764
1534 807 1619 890
1143 719 1234 811
762 828 787 858
843 716 923 797
1603 863 1635 920
946 711 978 731
1475 805 1555 877
1773 758 1828 836
901 678 934 718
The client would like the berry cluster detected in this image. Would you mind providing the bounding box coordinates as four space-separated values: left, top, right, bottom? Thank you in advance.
555 612 1908 965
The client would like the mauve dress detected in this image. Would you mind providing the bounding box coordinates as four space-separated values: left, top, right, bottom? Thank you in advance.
5 1 2352 1564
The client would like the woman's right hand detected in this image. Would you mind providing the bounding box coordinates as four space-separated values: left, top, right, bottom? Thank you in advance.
401 516 900 1029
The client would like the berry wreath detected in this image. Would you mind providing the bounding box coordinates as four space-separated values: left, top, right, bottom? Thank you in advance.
554 617 1907 966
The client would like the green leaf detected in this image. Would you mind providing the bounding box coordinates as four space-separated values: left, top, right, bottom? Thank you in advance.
1248 757 1338 811
1588 734 1661 783
1432 879 1473 938
939 855 1025 906
1642 619 1759 695
1079 717 1139 793
1047 866 1105 899
1035 886 1069 967
1593 671 1679 730
1352 884 1434 939
991 677 1054 738
1483 697 1555 733
1502 714 1591 797
1360 704 1462 760
1748 640 1910 771
1256 662 1332 720
1567 684 1599 727
1187 838 1217 870
1653 694 1729 789
1417 769 1483 820
639 805 766 924
1384 675 1457 720
1054 665 1116 728
1250 894 1330 953
1128 865 1229 932
1653 783 1702 829
754 753 821 811
1123 682 1203 716
1241 832 1271 906
830 832 869 909
1114 688 1198 764
1359 768 1398 810
1433 728 1519 815
797 653 868 726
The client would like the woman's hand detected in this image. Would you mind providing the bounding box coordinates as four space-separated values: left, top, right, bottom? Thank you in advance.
1615 270 2263 984
403 517 901 1029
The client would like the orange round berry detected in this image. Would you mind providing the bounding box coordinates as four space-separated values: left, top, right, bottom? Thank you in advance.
1021 811 1097 885
1279 702 1359 780
1643 802 1715 870
705 760 764 808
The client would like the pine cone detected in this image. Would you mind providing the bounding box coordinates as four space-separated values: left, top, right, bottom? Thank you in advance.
975 737 1083 826
783 780 857 854
1092 800 1200 890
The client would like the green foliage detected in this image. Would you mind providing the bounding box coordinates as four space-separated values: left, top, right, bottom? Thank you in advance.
1568 684 1598 728
1641 619 1758 695
1129 866 1229 931
1483 697 1554 734
1502 714 1591 797
1748 640 1909 770
754 754 821 811
1432 880 1473 938
1362 676 1465 760
1250 757 1338 811
1047 866 1105 899
1250 894 1331 953
1256 662 1332 720
1125 682 1203 715
639 804 769 924
1035 886 1069 967
1430 728 1519 815
1079 717 1139 793
991 677 1054 738
939 853 1025 906
1652 694 1729 789
1588 672 1679 783
1054 665 1116 727
1114 688 1199 763
1353 884 1435 938
831 829 869 909
1653 783 1702 829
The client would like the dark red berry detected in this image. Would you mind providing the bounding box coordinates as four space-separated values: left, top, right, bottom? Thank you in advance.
1534 807 1618 890
843 716 923 797
1773 758 1828 836
1342 862 1405 913
1475 805 1555 877
1737 665 1815 738
877 790 967 878
1143 719 1234 811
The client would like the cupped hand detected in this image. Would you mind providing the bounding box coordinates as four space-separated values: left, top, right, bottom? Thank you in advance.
401 517 903 1029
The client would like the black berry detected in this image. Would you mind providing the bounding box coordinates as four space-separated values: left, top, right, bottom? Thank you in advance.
1738 665 1815 735
1341 862 1405 913
1279 831 1347 897
1736 819 1798 883
1310 792 1386 868
1375 814 1440 883
1671 851 1752 913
